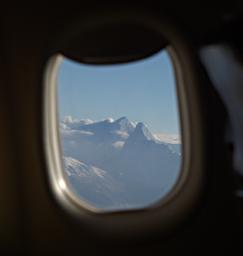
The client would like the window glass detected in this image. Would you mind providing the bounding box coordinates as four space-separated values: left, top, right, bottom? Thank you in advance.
57 50 182 211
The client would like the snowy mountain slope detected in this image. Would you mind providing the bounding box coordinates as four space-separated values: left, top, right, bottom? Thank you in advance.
120 122 180 191
62 116 136 141
60 116 182 209
63 157 129 209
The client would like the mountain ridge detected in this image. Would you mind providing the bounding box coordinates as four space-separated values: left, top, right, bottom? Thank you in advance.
60 116 182 210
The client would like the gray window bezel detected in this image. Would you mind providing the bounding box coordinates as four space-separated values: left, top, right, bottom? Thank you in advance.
43 9 206 237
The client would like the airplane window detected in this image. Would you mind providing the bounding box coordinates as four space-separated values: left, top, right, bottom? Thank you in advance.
56 49 182 212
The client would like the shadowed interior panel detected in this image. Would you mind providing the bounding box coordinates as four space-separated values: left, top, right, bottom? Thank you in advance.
61 23 166 64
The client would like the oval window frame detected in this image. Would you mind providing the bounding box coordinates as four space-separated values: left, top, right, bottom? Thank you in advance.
43 9 206 237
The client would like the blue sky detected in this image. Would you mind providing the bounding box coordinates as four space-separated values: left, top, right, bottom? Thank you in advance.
58 50 180 134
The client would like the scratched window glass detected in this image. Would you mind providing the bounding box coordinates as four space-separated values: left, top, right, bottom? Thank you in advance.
57 50 182 211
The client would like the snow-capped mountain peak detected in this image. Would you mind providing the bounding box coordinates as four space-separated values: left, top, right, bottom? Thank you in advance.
104 117 114 123
115 116 130 124
62 116 94 130
129 122 155 142
113 116 136 133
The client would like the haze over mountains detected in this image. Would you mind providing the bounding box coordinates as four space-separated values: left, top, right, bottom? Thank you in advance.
60 116 181 210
